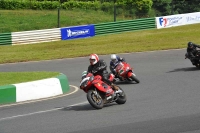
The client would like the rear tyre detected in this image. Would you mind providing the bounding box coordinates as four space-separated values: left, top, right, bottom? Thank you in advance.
115 87 127 104
87 90 104 109
195 65 200 68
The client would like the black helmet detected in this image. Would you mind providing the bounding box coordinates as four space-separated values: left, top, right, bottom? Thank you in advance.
188 42 193 48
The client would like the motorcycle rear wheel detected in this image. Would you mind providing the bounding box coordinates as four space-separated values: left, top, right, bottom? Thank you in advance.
87 90 104 109
115 87 127 104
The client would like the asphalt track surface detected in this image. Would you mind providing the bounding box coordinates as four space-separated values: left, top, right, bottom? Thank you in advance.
0 49 200 133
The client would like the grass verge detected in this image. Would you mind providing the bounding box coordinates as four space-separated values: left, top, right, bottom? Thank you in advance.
0 72 60 86
0 9 127 33
0 23 200 64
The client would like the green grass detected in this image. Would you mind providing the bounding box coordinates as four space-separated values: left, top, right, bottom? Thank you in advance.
0 72 60 86
0 9 129 33
0 23 200 64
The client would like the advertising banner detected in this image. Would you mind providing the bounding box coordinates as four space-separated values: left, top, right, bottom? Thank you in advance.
61 25 95 40
156 12 200 29
156 14 184 29
184 12 200 25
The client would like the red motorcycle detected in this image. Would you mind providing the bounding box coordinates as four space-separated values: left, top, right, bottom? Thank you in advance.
113 62 140 83
80 73 126 109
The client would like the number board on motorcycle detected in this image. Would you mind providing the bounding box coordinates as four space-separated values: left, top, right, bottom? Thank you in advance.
119 69 124 74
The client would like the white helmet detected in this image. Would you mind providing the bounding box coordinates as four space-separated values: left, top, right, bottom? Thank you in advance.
89 54 99 65
111 54 117 63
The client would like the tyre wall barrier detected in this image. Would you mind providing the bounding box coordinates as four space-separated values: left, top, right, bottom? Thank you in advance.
0 73 70 105
0 32 12 45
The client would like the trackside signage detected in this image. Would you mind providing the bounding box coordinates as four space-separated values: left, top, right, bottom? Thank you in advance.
61 25 95 40
156 12 200 29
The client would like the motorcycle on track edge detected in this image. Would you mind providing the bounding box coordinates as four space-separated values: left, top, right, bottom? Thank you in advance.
111 62 140 83
185 51 200 68
80 73 127 109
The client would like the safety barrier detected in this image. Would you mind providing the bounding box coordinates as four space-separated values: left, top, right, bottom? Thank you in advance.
94 17 156 35
0 73 70 105
0 32 12 45
0 18 156 45
12 28 61 45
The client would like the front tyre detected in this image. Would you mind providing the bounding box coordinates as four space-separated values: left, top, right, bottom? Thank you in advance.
130 74 140 83
115 87 127 104
87 90 104 109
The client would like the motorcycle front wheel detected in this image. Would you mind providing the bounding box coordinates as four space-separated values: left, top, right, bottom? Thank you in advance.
87 90 104 109
130 74 140 83
115 87 127 104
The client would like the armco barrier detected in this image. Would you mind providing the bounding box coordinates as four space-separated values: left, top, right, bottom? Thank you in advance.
0 18 156 45
0 73 70 105
94 17 156 35
12 28 61 45
0 32 12 45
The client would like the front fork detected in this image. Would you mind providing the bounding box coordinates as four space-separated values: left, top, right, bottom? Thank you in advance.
92 88 104 104
127 71 135 78
93 88 101 98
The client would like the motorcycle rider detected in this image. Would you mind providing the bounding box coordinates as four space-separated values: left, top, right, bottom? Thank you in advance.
186 42 200 58
185 42 200 64
109 54 125 80
87 54 119 91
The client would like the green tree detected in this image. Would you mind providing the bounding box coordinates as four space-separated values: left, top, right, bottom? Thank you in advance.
175 0 200 13
117 0 153 17
152 0 172 16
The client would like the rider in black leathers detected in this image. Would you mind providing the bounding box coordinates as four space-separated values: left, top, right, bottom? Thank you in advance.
87 54 119 90
186 42 200 58
185 42 200 65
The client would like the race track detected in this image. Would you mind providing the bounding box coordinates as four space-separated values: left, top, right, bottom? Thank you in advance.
0 49 200 133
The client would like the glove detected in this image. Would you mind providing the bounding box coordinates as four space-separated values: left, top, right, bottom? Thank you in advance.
112 69 116 75
120 57 125 62
114 69 116 73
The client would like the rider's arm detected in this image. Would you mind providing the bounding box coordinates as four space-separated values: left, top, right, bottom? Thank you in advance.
98 60 107 71
117 56 125 62
188 51 195 58
195 44 200 48
87 66 92 73
109 62 116 74
109 62 114 71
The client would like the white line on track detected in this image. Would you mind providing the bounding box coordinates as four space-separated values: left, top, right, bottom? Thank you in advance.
0 85 88 121
0 101 88 122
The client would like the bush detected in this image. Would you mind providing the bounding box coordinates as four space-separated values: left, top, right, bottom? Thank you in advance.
0 0 153 17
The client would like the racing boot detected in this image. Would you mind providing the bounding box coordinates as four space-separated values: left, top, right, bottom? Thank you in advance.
111 83 119 91
111 83 123 94
119 76 124 81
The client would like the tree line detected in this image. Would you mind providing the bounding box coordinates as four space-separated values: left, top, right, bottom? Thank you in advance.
0 0 199 17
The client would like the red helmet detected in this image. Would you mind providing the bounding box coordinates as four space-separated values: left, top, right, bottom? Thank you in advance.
89 54 99 65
